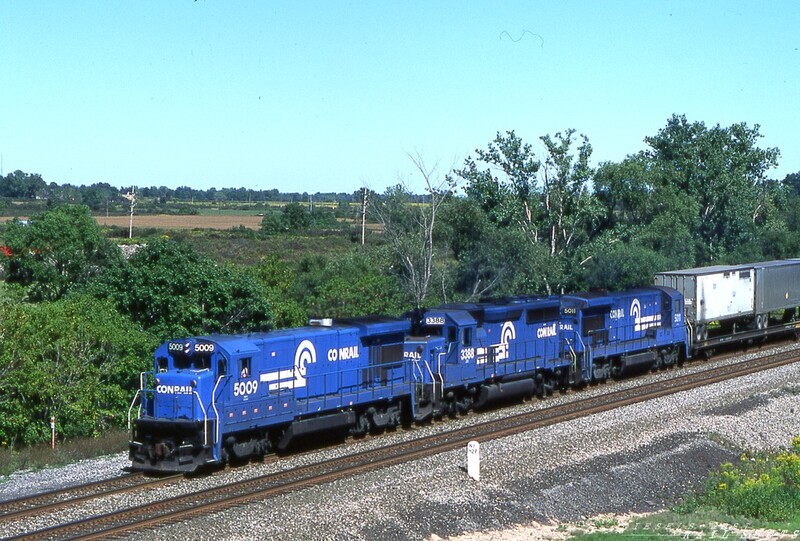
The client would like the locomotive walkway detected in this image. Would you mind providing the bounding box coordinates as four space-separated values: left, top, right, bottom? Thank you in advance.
2 347 799 540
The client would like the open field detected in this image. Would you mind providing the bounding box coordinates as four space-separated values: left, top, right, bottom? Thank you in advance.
94 214 264 230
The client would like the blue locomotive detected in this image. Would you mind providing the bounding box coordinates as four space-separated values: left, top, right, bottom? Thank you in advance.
129 260 800 473
405 296 573 419
129 316 411 472
561 286 688 381
129 296 581 472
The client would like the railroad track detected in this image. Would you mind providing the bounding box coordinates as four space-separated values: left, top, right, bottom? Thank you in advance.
5 349 799 540
0 473 183 523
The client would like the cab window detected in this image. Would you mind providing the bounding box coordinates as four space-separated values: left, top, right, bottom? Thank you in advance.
240 357 252 378
462 328 472 347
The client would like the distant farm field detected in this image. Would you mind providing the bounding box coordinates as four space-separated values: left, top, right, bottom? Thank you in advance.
94 214 264 230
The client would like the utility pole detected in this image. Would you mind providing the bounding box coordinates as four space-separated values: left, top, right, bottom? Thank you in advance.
122 187 136 239
361 187 367 245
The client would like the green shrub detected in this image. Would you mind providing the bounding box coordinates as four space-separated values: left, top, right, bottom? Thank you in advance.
696 436 800 521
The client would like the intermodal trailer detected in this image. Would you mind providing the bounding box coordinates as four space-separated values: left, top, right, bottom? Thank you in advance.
654 259 800 343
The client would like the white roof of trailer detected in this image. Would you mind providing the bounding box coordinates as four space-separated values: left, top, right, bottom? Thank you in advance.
656 264 752 276
657 259 800 276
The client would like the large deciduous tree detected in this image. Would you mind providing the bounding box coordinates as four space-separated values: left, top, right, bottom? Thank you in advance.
371 153 450 308
3 205 123 301
91 239 272 339
452 130 600 294
644 114 780 262
0 296 156 446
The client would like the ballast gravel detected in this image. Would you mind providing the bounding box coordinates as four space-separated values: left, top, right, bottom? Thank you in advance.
2 344 800 540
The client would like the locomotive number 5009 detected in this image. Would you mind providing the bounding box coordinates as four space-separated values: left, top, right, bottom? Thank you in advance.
234 380 259 397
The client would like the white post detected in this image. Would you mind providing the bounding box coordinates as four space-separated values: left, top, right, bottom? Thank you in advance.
50 416 56 449
467 440 480 481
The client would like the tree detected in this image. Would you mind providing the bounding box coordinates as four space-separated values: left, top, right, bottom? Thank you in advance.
371 153 450 308
0 296 157 446
3 205 123 301
0 170 46 199
309 249 407 318
644 114 780 262
249 255 308 328
539 129 602 257
91 239 272 339
452 130 600 294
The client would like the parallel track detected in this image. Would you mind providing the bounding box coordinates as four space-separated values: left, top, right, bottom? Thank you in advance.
7 349 799 540
0 473 182 523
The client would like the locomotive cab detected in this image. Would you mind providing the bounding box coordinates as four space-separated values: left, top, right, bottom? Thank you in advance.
129 339 226 472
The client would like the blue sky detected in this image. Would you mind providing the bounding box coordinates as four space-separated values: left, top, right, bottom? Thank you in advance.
1 1 798 194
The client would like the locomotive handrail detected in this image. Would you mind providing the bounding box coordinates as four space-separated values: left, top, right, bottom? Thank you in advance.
127 390 142 431
211 375 226 445
574 333 592 381
126 370 149 430
436 351 445 398
423 360 437 398
192 391 209 446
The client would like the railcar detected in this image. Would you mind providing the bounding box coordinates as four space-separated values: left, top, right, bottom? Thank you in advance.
407 296 579 419
561 286 688 380
655 259 800 348
129 316 411 472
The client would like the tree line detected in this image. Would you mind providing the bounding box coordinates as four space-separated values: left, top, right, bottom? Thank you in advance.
0 113 798 447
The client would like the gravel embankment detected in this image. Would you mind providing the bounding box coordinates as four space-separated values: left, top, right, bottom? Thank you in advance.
2 344 800 540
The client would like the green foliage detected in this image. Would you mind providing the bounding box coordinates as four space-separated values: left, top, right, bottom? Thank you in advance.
311 248 408 317
0 296 157 446
90 239 272 340
644 115 780 263
690 438 800 521
0 170 46 199
451 130 601 295
249 255 308 328
581 242 674 291
3 205 123 301
261 202 343 235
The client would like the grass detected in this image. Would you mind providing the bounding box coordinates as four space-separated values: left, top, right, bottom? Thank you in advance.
0 429 129 478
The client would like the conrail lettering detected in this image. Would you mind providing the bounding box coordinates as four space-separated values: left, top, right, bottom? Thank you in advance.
537 323 557 338
327 345 359 361
156 385 193 395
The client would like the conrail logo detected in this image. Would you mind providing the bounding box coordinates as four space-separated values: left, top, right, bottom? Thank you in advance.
156 385 193 395
477 321 516 365
260 339 317 391
631 298 661 332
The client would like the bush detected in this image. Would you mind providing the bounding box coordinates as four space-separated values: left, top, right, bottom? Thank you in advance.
694 437 800 521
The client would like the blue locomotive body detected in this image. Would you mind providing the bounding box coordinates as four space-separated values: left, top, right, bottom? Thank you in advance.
405 296 579 419
129 317 409 472
562 286 688 379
